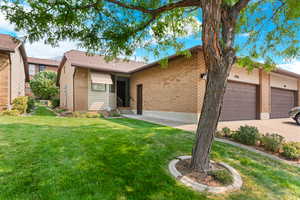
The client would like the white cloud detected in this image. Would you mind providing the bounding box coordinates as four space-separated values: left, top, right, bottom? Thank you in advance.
279 60 300 75
25 40 83 59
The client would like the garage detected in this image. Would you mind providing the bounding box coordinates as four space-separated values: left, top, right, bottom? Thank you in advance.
220 81 258 121
271 88 297 118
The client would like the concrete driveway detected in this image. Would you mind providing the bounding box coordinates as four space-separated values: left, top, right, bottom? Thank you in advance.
124 115 300 142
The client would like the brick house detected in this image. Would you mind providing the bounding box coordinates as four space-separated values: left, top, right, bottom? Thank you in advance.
0 34 29 110
57 46 300 122
57 50 144 111
26 57 60 96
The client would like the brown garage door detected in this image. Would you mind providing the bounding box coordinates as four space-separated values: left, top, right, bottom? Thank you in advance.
220 81 258 121
271 88 297 118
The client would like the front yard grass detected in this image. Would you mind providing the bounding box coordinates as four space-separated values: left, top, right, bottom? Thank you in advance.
0 115 299 200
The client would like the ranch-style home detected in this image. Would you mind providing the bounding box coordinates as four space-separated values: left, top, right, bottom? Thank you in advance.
57 46 300 123
26 57 60 96
0 34 29 111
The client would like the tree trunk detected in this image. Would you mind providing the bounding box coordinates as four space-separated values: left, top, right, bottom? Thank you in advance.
190 63 232 172
190 1 240 172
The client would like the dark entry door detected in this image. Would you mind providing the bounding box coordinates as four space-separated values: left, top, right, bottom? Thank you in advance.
137 84 143 115
271 88 297 118
220 81 258 121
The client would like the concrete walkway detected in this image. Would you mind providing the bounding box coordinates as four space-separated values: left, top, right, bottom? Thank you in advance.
123 114 300 167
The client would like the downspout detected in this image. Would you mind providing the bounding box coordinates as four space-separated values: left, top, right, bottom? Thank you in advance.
73 68 76 112
8 53 12 106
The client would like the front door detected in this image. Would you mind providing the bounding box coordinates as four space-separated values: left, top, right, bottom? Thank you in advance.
137 84 143 115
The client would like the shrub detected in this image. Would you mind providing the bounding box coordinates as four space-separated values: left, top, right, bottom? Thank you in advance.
51 98 60 108
215 130 224 137
232 125 261 145
12 96 28 114
281 142 300 160
30 71 59 100
0 110 20 116
26 97 35 113
215 127 232 138
86 112 101 118
72 112 101 118
261 133 284 152
209 169 233 185
110 113 121 117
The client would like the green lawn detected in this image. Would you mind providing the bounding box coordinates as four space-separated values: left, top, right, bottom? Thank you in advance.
0 114 299 200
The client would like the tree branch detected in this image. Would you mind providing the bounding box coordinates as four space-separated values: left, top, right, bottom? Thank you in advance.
233 0 252 12
80 0 201 16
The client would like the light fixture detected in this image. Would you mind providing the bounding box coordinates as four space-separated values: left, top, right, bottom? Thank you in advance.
200 72 208 80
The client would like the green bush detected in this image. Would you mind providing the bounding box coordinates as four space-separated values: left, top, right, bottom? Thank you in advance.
26 97 35 113
281 142 300 160
215 127 232 138
30 71 59 100
209 169 233 185
232 125 261 145
0 110 20 116
51 98 60 108
12 96 28 114
261 133 284 152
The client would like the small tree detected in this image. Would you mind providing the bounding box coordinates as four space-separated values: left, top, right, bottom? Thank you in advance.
30 71 59 100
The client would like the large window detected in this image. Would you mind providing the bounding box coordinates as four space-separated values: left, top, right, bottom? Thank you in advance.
39 65 46 72
29 64 35 76
91 83 106 92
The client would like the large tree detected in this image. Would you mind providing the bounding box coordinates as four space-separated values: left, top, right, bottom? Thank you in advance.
2 0 299 172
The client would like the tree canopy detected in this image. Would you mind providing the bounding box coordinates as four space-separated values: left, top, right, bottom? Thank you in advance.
1 0 299 67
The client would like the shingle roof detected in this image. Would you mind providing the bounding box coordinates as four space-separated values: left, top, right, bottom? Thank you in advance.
27 57 60 67
64 50 145 73
0 34 21 52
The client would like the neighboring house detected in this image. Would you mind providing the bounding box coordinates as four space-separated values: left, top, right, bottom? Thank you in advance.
26 57 60 96
0 34 29 110
57 50 144 111
57 46 300 123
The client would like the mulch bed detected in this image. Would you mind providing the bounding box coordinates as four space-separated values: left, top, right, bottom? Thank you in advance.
176 159 228 187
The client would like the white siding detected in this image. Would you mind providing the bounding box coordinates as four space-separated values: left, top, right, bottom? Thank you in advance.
270 73 298 91
228 65 260 85
87 70 116 111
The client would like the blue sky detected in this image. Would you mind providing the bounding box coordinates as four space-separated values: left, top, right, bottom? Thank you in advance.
0 5 299 74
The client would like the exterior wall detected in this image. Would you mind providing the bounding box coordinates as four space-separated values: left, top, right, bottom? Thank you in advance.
10 48 25 102
87 70 116 111
229 65 260 84
129 50 299 123
74 67 88 111
0 53 10 110
130 52 201 117
259 70 270 119
270 73 298 91
45 65 58 72
59 60 74 111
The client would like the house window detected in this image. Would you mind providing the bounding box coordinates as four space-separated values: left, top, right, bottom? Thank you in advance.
91 83 106 92
39 65 46 72
29 64 35 76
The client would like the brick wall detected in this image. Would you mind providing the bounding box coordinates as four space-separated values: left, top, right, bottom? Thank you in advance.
130 51 202 114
